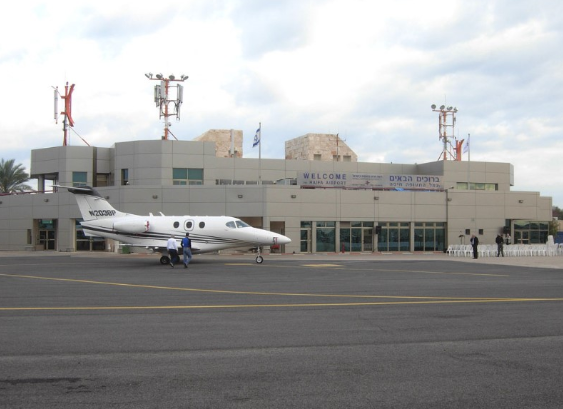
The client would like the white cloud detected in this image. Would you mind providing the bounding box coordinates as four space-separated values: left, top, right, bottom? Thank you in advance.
1 0 562 206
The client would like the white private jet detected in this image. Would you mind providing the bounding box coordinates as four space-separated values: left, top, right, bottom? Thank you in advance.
63 186 291 264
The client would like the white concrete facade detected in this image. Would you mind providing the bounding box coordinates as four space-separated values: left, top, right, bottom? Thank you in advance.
0 139 552 253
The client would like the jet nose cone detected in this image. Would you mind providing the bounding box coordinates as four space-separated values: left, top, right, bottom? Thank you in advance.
275 234 291 245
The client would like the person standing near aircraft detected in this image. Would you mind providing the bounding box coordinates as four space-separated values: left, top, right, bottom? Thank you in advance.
167 235 179 267
470 234 479 259
181 233 192 268
495 234 504 257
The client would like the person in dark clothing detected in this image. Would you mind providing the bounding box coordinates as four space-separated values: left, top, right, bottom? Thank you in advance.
495 234 504 257
470 234 479 259
181 233 192 268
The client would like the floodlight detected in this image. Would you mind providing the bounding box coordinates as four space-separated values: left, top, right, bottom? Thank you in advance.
440 105 445 110
181 75 189 80
145 73 151 78
169 74 175 80
156 73 163 79
431 104 436 109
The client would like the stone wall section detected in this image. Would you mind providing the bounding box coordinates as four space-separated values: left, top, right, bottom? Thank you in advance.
195 129 243 158
285 133 358 162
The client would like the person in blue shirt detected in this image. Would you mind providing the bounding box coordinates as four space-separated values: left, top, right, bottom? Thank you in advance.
181 233 193 268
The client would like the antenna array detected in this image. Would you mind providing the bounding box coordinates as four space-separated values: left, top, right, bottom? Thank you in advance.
145 73 188 140
430 104 463 161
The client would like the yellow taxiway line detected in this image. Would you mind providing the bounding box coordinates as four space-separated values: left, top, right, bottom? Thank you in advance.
0 273 515 300
1 273 562 311
2 298 563 311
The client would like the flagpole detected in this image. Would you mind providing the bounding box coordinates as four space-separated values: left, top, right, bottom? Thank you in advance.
468 133 471 162
258 122 262 185
258 123 263 231
467 133 471 189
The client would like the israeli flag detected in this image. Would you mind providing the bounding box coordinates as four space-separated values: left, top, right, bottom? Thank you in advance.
253 126 260 148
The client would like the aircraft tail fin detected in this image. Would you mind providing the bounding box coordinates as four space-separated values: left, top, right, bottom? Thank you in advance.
61 186 126 221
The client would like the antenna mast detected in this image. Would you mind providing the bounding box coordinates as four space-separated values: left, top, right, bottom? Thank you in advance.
145 72 188 140
53 82 75 146
430 104 463 161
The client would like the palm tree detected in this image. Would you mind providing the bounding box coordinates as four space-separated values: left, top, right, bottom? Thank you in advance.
0 159 32 193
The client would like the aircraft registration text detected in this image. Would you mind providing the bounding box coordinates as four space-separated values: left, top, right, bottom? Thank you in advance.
89 210 117 217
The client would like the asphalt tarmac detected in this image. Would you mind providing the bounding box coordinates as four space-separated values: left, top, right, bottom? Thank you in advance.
1 252 563 408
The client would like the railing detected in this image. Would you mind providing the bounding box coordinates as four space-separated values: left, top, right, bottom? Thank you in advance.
446 244 563 257
0 190 54 196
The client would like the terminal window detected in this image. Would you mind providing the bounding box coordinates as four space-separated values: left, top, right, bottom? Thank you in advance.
173 168 203 185
456 182 497 191
72 172 87 187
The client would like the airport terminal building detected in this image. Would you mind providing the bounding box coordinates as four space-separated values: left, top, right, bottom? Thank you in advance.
0 132 553 254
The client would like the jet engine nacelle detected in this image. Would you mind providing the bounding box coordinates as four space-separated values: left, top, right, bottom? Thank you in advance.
113 219 150 234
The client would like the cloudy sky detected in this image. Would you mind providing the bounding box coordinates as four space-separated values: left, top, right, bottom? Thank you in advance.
2 0 562 205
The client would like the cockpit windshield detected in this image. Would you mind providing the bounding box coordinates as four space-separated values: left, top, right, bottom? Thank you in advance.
226 220 251 229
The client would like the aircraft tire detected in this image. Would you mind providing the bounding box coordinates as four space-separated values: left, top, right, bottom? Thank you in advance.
256 255 264 264
160 256 170 265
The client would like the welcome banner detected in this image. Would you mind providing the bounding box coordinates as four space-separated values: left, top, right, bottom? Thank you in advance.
297 172 443 190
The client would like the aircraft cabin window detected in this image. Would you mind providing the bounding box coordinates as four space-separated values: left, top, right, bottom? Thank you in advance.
185 221 193 229
236 220 250 228
199 222 205 229
226 221 236 229
173 222 180 228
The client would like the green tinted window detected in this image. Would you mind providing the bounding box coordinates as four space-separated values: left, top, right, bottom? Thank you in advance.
72 172 87 186
173 168 187 179
188 169 203 180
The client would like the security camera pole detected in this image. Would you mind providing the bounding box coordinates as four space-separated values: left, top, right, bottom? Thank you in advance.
145 73 188 140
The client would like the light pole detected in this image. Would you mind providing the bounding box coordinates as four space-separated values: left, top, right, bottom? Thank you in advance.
431 104 460 161
445 186 455 252
145 73 188 140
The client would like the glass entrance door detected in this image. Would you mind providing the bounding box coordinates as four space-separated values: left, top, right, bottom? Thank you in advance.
37 219 57 250
377 222 411 252
340 222 374 252
300 222 312 253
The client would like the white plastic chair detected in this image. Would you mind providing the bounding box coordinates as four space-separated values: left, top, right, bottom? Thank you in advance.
462 244 474 257
536 245 547 256
478 245 489 258
505 244 516 257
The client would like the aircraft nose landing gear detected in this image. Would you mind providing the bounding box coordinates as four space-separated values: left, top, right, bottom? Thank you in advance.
255 246 263 264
